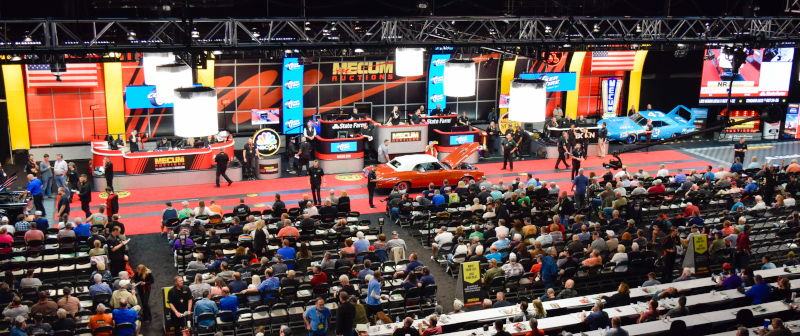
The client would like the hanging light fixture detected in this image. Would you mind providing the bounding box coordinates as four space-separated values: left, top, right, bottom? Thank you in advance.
173 87 219 137
395 48 424 77
143 52 174 85
443 59 476 97
508 79 547 123
155 63 192 104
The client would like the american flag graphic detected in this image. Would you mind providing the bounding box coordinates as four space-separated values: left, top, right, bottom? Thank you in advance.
26 63 99 87
591 51 637 71
0 172 17 190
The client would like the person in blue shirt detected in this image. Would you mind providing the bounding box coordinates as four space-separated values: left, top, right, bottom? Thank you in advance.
366 270 385 320
572 168 590 209
687 211 704 227
241 268 280 300
23 174 45 217
485 245 502 262
73 220 92 237
419 267 435 288
304 297 332 336
358 260 375 282
743 274 771 304
218 288 238 322
353 232 370 256
276 240 296 269
744 178 758 192
731 197 745 212
761 256 777 270
703 166 715 181
673 169 687 184
193 291 219 328
432 190 446 206
393 253 423 279
731 157 743 173
31 211 49 232
581 301 610 330
492 232 511 258
205 250 229 272
10 316 26 336
112 299 140 336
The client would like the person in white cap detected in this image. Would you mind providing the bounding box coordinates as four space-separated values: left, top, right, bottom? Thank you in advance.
606 230 619 252
110 280 140 312
11 315 26 336
0 217 14 235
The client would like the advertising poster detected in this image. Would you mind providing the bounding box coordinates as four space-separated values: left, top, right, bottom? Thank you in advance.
601 78 623 119
519 72 578 91
785 103 799 139
460 261 483 306
427 54 451 112
125 85 174 109
282 58 304 134
692 235 710 275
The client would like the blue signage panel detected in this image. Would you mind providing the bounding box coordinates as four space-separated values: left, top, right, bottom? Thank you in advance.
282 58 304 134
427 54 451 112
519 72 577 92
690 108 709 119
125 85 174 109
449 134 474 146
330 141 358 153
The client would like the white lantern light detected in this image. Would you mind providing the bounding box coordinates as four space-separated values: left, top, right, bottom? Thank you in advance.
173 87 219 138
155 64 192 104
395 48 424 77
142 52 174 85
509 79 547 123
443 59 476 97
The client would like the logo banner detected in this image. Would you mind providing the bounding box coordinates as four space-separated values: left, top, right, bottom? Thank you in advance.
427 54 451 112
253 128 281 157
282 58 304 134
601 78 623 119
519 72 578 92
125 85 174 109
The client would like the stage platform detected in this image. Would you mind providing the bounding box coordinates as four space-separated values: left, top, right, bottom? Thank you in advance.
93 167 243 191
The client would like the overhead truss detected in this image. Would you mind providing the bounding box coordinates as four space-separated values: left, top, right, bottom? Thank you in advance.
0 16 798 54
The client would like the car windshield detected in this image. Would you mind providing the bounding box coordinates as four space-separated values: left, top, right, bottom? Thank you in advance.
629 113 648 127
672 109 692 122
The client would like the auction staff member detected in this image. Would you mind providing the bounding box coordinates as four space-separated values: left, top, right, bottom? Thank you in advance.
501 133 518 172
103 156 114 192
734 137 747 165
297 137 312 175
214 150 232 188
516 125 532 160
644 119 654 153
662 227 680 282
243 137 257 180
157 138 172 150
571 143 585 180
308 160 326 206
78 174 92 218
457 112 470 126
128 130 143 153
304 121 317 157
367 165 378 209
431 104 443 116
410 109 423 125
598 122 608 158
568 124 577 152
22 174 45 216
553 104 564 119
486 122 500 155
386 106 401 125
555 132 570 171
167 276 193 335
359 124 374 161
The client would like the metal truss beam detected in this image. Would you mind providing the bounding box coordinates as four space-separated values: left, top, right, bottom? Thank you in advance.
0 17 798 54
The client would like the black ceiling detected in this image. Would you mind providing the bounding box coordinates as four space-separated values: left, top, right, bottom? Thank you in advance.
0 0 793 20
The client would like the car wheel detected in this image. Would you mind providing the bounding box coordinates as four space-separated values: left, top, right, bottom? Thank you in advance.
396 181 410 193
460 176 473 183
625 135 637 144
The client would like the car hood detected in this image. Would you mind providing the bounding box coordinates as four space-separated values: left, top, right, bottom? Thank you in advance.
441 143 481 167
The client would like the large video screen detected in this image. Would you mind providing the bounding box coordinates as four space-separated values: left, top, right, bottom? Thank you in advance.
699 47 794 103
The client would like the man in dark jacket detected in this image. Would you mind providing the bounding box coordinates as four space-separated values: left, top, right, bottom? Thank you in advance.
214 151 232 188
78 174 92 218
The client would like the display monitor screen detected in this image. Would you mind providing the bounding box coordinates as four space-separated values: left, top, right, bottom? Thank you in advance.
699 47 794 103
251 109 280 125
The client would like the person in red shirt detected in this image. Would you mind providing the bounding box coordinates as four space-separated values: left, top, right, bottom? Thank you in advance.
0 227 12 254
736 225 751 269
647 180 666 194
309 266 328 287
683 202 700 218
525 318 545 336
277 219 299 238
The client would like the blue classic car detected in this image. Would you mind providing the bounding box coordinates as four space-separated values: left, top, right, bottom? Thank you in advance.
598 105 697 143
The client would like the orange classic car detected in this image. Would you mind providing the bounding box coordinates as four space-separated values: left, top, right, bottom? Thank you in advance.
372 143 484 192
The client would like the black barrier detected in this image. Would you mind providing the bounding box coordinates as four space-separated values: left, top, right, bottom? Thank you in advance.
319 119 376 139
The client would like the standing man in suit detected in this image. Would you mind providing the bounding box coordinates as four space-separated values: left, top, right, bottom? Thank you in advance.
367 165 378 209
486 122 500 155
103 156 114 192
242 137 257 180
78 174 92 218
214 150 232 188
555 132 570 170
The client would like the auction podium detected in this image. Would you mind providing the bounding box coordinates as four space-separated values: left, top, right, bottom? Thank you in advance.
315 135 365 173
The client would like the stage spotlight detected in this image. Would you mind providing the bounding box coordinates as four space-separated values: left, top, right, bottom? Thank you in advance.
127 31 136 41
635 24 642 33
417 0 428 9
354 48 364 53
593 24 600 33
23 34 32 42
191 29 200 39
10 55 21 61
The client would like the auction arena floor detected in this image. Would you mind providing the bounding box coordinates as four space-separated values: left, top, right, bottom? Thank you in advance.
3 138 798 335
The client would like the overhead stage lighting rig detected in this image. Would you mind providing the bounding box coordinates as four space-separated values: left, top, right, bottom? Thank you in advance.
0 17 796 55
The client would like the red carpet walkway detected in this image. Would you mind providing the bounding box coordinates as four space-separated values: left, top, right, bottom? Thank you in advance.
72 150 716 235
